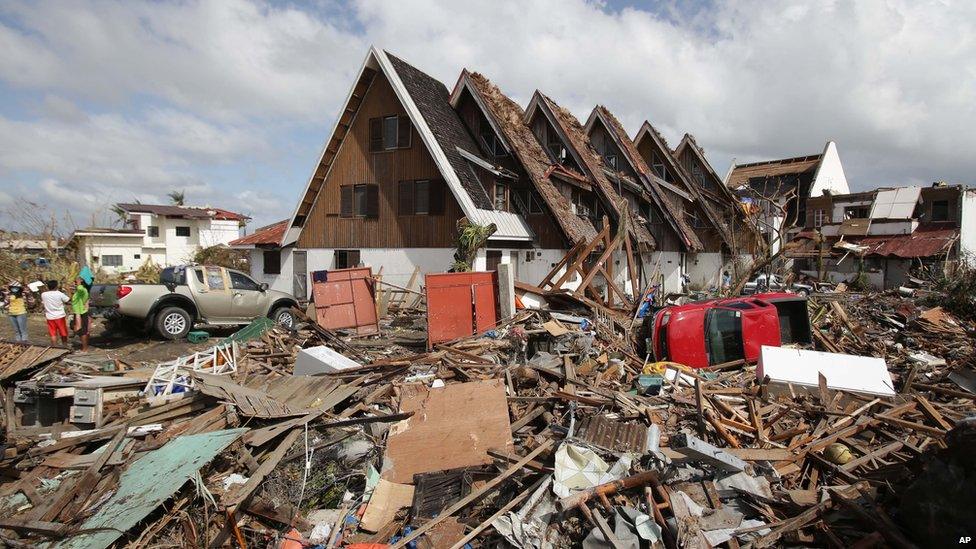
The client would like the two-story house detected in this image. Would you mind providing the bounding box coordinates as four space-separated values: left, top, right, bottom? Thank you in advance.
69 204 248 274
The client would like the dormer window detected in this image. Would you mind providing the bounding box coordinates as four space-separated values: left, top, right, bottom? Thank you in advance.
480 125 506 157
605 153 618 170
547 132 568 164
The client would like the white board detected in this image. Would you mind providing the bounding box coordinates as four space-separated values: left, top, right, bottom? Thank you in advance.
757 345 895 397
294 345 360 376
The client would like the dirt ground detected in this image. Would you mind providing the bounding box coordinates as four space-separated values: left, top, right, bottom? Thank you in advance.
0 313 238 365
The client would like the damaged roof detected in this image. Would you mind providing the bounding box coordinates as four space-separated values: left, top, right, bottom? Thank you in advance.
726 153 823 190
533 93 656 249
116 203 250 221
635 121 734 248
385 53 494 211
590 106 703 251
461 71 598 245
229 219 288 248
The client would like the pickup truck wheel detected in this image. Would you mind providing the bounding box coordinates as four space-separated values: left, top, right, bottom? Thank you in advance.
156 307 191 340
272 307 295 329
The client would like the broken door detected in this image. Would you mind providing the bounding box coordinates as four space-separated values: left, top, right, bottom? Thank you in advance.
425 271 499 348
312 267 378 335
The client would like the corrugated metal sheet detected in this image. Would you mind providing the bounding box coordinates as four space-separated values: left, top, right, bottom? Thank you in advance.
470 208 533 241
870 186 921 219
57 428 246 549
576 416 648 453
861 227 958 258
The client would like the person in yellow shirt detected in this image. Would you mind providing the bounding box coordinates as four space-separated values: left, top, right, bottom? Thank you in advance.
4 284 29 342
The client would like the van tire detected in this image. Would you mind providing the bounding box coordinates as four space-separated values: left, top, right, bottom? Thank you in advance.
155 306 192 340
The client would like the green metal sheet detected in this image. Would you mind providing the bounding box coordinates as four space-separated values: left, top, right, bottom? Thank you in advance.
52 428 246 549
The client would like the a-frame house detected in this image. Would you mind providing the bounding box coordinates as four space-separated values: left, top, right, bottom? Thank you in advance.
634 121 738 289
585 106 706 293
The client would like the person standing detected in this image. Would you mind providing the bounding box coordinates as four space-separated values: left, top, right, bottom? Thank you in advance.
70 275 91 352
41 280 69 346
3 284 29 342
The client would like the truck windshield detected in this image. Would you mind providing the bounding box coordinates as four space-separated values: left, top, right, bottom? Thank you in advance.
705 308 745 365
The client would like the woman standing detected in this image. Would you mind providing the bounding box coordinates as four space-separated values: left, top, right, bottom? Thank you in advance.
4 284 30 342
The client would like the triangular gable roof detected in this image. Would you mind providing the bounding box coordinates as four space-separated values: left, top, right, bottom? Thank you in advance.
675 133 762 246
282 47 532 246
635 121 734 248
526 92 656 250
450 70 598 245
586 106 703 252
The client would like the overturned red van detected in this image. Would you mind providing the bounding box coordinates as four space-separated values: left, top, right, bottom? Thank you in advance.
648 293 812 369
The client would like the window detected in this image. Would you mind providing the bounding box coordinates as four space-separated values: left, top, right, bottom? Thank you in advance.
230 271 260 291
844 206 870 220
931 200 950 222
175 226 191 237
398 180 444 215
101 255 123 267
547 131 567 163
263 250 281 274
205 266 225 291
486 250 502 271
692 163 705 186
493 183 507 211
340 184 379 217
335 249 360 269
480 125 506 157
705 308 745 365
133 254 141 260
369 115 411 152
651 152 669 181
604 152 618 170
147 225 159 237
814 209 827 228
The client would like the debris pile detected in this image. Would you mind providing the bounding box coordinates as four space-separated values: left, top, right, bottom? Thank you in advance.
0 284 974 548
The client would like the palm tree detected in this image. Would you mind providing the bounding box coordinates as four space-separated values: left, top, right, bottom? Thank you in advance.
110 205 128 228
168 190 186 206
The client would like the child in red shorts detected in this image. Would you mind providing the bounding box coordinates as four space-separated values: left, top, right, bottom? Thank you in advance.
41 280 69 346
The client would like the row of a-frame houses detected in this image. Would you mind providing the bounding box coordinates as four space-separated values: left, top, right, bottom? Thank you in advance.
231 47 849 299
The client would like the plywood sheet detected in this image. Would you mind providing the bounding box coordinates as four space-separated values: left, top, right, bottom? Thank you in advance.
381 380 513 483
360 479 414 532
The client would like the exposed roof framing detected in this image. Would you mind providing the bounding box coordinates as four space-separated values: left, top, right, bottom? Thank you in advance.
586 106 703 252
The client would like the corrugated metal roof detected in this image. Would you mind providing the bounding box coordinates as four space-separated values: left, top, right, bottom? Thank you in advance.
861 226 958 258
229 219 288 247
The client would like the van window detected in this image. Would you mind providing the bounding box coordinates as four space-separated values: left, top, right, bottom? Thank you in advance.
705 308 745 365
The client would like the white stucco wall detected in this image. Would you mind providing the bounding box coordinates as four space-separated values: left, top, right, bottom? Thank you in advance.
686 252 725 290
961 188 976 262
643 251 683 295
810 141 850 197
78 235 146 274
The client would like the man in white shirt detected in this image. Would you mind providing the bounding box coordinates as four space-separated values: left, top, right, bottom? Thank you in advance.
41 280 70 346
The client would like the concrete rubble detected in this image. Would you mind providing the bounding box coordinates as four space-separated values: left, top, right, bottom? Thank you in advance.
0 278 974 548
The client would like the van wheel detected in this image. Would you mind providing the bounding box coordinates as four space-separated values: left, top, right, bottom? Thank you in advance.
272 307 295 329
155 307 192 339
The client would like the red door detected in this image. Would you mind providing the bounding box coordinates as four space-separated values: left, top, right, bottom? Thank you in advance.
426 272 499 348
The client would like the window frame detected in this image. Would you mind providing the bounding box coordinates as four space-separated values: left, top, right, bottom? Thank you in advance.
230 271 261 291
931 199 950 222
369 115 411 152
175 225 191 237
147 225 159 238
814 208 827 228
334 249 361 270
397 180 443 216
340 184 379 218
263 250 281 275
101 254 123 267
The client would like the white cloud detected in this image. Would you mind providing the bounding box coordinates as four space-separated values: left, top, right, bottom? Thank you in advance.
0 0 974 232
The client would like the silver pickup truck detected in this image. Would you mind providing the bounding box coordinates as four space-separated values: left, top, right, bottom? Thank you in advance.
90 265 300 339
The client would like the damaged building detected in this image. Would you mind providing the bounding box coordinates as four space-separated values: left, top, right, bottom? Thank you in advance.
786 182 976 289
232 47 750 298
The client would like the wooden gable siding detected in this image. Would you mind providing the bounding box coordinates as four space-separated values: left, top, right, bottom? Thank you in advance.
298 72 464 249
456 91 566 249
635 138 724 253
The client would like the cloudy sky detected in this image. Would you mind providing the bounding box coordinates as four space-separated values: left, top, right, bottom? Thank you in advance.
0 0 973 234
